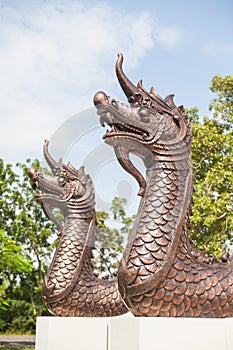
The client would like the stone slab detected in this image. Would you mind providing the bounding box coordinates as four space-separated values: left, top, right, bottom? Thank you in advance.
36 316 233 350
109 317 230 350
36 317 108 350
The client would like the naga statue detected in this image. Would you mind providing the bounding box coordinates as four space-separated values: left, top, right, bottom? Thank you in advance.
93 54 233 318
29 141 127 317
30 54 233 318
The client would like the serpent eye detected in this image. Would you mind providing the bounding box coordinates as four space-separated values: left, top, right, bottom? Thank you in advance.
58 177 66 187
111 100 118 109
139 107 150 122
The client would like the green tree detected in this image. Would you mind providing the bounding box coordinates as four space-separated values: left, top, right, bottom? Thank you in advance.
189 75 233 258
0 229 32 310
0 159 55 333
94 197 134 277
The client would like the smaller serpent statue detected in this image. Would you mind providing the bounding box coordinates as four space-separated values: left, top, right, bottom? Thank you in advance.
29 141 127 317
93 54 233 318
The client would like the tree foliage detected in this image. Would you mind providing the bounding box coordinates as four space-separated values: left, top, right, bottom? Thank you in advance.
0 229 32 311
94 197 134 277
189 75 233 257
0 159 55 333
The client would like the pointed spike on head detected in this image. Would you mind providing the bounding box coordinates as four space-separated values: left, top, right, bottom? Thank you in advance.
58 159 66 170
66 162 81 178
43 139 60 174
165 94 176 109
77 166 86 181
68 163 75 172
66 161 78 175
117 52 123 65
177 105 185 114
150 87 159 97
173 105 185 120
137 80 143 89
115 53 138 100
67 161 78 174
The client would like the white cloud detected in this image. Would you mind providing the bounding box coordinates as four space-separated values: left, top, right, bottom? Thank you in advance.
0 1 182 163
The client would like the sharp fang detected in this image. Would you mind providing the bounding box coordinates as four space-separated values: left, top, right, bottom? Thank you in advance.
100 116 106 127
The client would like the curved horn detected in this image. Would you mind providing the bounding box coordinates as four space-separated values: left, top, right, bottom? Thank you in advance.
43 140 60 174
115 53 138 100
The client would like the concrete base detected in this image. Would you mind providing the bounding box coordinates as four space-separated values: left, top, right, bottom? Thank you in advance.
36 317 109 350
36 316 233 350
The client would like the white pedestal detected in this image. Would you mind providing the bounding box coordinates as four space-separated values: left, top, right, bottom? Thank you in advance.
36 316 233 350
36 317 108 350
109 317 233 350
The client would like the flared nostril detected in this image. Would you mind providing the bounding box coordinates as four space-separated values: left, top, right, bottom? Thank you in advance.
93 91 108 107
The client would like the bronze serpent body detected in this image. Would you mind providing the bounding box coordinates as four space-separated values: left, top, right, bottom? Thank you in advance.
94 54 233 317
30 54 233 318
29 141 127 317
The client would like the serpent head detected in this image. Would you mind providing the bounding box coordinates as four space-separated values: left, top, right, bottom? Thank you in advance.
29 140 95 228
94 54 191 196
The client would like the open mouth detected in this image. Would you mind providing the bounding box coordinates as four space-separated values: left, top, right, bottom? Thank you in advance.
34 184 61 203
29 168 63 202
94 91 154 143
99 111 150 141
104 122 148 140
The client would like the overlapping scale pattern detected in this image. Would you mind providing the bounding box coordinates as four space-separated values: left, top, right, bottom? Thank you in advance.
44 217 127 316
122 167 233 317
126 168 188 282
45 218 90 296
37 158 128 316
46 274 126 317
131 246 233 317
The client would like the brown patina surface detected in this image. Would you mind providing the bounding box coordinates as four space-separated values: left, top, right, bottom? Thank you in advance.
29 141 127 317
94 54 233 317
30 55 233 317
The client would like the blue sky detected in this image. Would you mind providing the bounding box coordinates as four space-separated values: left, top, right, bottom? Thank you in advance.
0 0 232 213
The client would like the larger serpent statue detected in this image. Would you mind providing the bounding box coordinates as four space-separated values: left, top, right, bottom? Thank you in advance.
30 54 233 318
